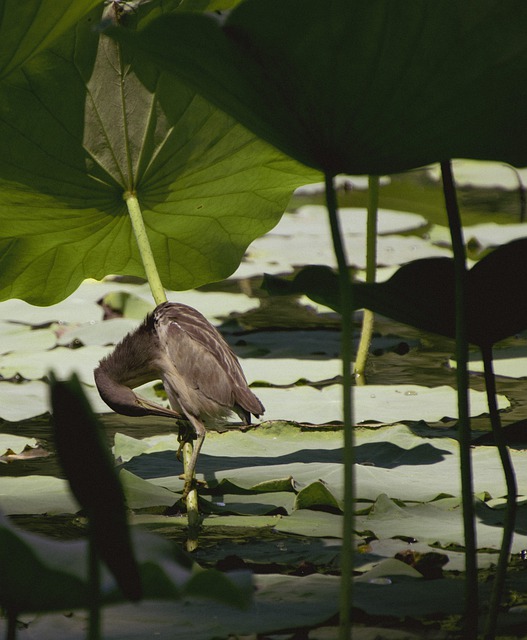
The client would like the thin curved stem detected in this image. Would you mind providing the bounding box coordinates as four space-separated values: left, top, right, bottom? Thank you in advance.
440 160 478 639
124 192 167 306
182 441 201 552
124 193 201 546
325 173 355 640
481 344 517 640
355 175 379 383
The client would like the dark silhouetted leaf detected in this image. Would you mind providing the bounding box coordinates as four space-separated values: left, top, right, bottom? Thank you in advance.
50 374 142 601
111 0 527 175
265 238 527 348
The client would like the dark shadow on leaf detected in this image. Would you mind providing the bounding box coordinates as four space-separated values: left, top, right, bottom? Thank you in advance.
354 442 452 468
123 440 452 480
475 501 527 536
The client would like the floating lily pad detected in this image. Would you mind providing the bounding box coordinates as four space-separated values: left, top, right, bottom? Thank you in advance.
57 318 140 347
463 222 527 250
0 476 78 515
0 346 111 384
0 380 49 422
355 494 527 553
449 347 527 379
268 207 427 238
0 434 39 457
293 175 391 196
0 323 57 354
240 233 451 279
120 469 179 510
253 384 509 424
427 160 527 190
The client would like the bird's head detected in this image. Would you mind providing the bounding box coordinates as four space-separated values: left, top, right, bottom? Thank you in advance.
94 366 180 419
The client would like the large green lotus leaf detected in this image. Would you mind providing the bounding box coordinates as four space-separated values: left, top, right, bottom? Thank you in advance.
0 0 100 80
0 4 318 305
112 0 527 175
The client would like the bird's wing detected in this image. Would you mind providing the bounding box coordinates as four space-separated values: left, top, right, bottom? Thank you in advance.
154 303 263 417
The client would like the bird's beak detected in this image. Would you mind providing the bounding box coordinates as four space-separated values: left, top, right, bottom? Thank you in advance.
136 396 182 420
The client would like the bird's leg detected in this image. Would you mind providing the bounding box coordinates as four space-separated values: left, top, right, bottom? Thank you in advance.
180 414 206 499
176 420 195 461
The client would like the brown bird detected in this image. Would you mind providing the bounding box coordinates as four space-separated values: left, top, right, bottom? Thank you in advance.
94 301 264 497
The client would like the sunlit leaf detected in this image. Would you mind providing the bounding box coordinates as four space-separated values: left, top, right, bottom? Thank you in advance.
0 3 318 305
0 0 100 79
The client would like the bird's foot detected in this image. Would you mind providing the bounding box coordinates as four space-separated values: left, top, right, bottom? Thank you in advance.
176 421 196 461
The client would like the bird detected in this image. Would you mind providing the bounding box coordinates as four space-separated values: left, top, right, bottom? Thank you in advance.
94 301 264 497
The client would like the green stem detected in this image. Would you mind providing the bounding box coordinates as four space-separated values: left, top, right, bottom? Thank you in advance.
355 176 379 383
440 161 478 639
481 344 517 640
124 192 167 306
325 173 355 640
183 441 201 552
124 193 201 546
88 528 101 640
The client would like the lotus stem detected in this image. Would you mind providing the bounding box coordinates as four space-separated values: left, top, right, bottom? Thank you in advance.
183 441 201 552
124 192 167 307
124 192 199 547
325 173 355 640
481 344 517 640
355 175 379 383
440 160 478 639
